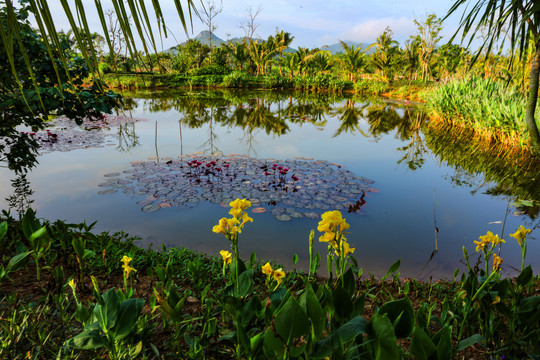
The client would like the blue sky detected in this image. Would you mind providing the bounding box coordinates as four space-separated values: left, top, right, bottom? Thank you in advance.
47 0 470 50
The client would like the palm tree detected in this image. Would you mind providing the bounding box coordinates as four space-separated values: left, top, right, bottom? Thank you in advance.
371 27 399 82
337 40 367 81
274 30 295 76
446 0 540 153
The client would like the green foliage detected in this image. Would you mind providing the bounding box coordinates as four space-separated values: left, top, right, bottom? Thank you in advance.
427 76 539 140
0 3 121 172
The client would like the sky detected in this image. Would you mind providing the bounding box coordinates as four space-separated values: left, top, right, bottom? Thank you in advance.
45 0 472 51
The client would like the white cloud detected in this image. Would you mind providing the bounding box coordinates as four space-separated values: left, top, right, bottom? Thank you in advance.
338 17 416 44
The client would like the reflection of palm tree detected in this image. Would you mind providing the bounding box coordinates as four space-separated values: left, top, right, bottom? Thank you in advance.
331 99 369 137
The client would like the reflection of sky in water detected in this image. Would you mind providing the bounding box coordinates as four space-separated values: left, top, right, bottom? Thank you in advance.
0 92 538 280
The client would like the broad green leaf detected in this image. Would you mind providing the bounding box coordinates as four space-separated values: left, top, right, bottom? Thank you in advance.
93 288 120 332
274 296 310 357
299 283 325 340
410 327 436 360
22 208 40 240
6 251 33 273
0 221 7 241
263 327 284 358
237 269 253 298
342 267 356 296
250 332 264 355
333 285 353 321
456 334 485 351
516 265 533 287
66 330 107 350
377 296 415 338
241 296 262 327
433 325 452 360
110 298 145 341
369 314 399 360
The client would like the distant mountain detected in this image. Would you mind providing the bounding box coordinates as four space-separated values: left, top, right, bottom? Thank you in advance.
166 32 371 56
194 30 225 47
321 41 374 55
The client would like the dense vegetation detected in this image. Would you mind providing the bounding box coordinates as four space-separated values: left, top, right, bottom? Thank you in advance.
1 206 539 359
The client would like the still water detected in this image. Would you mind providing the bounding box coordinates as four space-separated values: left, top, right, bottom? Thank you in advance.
1 89 539 279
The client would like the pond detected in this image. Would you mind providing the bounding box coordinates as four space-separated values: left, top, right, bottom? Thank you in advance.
1 89 539 280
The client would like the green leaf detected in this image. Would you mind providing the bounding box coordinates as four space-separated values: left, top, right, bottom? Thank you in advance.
381 259 400 282
516 296 540 326
333 285 353 321
299 283 325 340
110 298 145 341
342 267 356 296
369 314 400 360
516 265 533 287
66 330 107 350
369 314 400 359
377 296 415 338
456 334 485 351
93 288 120 332
433 325 452 360
410 327 436 360
6 251 33 273
21 208 40 240
250 332 264 355
241 296 262 327
237 269 253 298
0 221 7 241
274 296 310 357
263 327 284 357
311 316 368 359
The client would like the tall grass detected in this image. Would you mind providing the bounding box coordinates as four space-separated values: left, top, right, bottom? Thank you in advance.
427 76 540 145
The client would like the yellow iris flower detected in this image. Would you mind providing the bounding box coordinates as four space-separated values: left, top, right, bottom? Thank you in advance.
273 268 285 285
509 225 531 247
262 262 273 278
220 250 232 265
121 255 132 267
335 240 355 257
317 210 350 233
492 254 503 272
123 264 136 279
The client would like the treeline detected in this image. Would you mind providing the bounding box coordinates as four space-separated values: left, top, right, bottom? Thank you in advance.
93 14 534 94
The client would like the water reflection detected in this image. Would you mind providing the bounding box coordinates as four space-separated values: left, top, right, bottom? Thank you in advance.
5 173 34 219
122 89 539 224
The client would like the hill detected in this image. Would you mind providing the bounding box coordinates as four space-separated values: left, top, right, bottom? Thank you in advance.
167 31 373 55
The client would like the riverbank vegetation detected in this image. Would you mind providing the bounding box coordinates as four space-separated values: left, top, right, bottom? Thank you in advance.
1 205 539 359
92 11 539 153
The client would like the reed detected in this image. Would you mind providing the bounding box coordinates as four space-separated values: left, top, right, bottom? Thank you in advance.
427 76 539 146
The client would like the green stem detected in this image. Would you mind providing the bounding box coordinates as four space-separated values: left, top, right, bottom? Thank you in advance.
456 271 498 344
35 254 40 281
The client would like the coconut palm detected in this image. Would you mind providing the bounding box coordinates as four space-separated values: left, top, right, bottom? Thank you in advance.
446 0 540 153
337 40 367 81
371 27 399 82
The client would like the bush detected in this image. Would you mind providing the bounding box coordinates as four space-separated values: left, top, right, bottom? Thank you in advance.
98 62 112 74
222 71 252 88
354 79 389 95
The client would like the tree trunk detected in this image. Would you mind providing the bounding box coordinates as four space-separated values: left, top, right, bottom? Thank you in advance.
526 47 540 154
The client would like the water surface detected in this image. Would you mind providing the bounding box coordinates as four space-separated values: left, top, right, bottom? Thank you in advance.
1 89 538 279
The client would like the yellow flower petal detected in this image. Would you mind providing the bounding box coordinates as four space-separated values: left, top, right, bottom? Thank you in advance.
262 262 273 278
220 250 232 265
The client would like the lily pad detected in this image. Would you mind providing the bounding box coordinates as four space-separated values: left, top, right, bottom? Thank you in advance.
276 214 292 222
